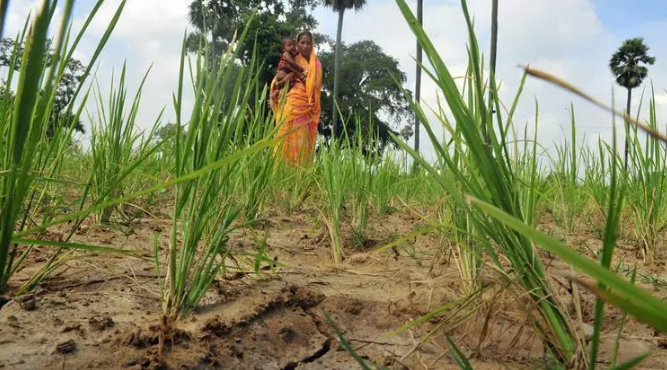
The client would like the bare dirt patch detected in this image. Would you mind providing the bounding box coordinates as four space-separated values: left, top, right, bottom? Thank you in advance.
1 209 667 369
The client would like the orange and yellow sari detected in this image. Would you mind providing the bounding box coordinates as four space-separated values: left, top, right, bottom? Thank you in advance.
269 46 322 166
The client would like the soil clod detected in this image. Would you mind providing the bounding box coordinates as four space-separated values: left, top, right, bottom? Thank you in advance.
280 327 297 343
55 339 77 354
89 316 115 331
16 295 36 311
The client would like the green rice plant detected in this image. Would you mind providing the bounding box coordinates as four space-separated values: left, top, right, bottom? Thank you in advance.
318 139 348 264
448 75 481 293
89 64 162 224
273 161 316 214
625 86 667 264
475 63 667 368
20 64 164 294
236 84 277 223
446 58 502 295
372 150 402 214
547 104 587 232
509 102 543 228
0 0 130 294
393 0 582 363
160 17 268 325
238 145 275 224
581 138 612 231
345 118 377 247
587 111 626 369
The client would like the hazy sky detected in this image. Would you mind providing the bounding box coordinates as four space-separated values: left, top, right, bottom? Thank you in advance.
3 0 667 163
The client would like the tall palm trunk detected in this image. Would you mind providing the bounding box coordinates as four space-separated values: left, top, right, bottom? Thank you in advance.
332 8 345 139
413 0 423 163
486 0 498 145
624 86 632 170
0 0 9 41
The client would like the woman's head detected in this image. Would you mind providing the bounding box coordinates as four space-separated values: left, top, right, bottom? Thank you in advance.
296 30 313 58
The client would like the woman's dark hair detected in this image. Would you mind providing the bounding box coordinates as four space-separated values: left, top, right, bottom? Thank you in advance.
296 30 313 43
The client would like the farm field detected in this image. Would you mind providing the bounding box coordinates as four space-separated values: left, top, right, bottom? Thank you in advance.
3 0 667 369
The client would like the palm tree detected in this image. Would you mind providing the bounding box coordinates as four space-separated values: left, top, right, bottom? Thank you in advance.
413 0 423 163
609 37 655 169
323 0 366 139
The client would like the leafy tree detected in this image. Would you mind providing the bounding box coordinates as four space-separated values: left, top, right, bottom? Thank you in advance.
322 0 366 138
319 40 413 153
155 123 180 142
609 37 655 169
184 0 411 155
186 0 319 87
1 37 85 138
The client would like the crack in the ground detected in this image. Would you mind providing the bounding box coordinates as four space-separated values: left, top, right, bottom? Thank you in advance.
281 337 333 370
304 309 334 340
202 285 325 338
280 303 337 369
198 285 344 369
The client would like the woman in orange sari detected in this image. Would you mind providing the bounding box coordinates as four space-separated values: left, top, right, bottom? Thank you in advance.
269 30 323 166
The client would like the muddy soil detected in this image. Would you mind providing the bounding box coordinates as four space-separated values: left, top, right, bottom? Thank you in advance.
2 208 667 369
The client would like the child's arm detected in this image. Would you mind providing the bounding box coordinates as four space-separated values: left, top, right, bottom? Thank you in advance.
282 52 304 72
274 72 294 89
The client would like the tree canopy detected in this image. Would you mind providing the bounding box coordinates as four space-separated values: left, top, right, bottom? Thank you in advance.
185 0 413 152
186 0 319 85
609 37 656 90
1 37 85 137
319 40 413 150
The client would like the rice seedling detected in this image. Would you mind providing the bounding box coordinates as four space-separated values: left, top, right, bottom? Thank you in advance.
158 14 275 331
236 84 277 223
393 0 583 363
625 86 667 264
580 138 612 235
318 138 347 264
0 0 129 294
345 118 377 247
372 151 402 214
274 162 316 214
469 48 667 370
89 64 162 224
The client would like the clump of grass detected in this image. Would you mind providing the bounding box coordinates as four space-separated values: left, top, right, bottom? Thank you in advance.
236 84 277 223
89 64 162 224
345 118 378 247
393 0 582 363
274 163 316 214
158 15 275 331
318 139 347 264
625 85 667 264
372 151 402 214
473 62 667 368
0 0 128 294
547 104 587 232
